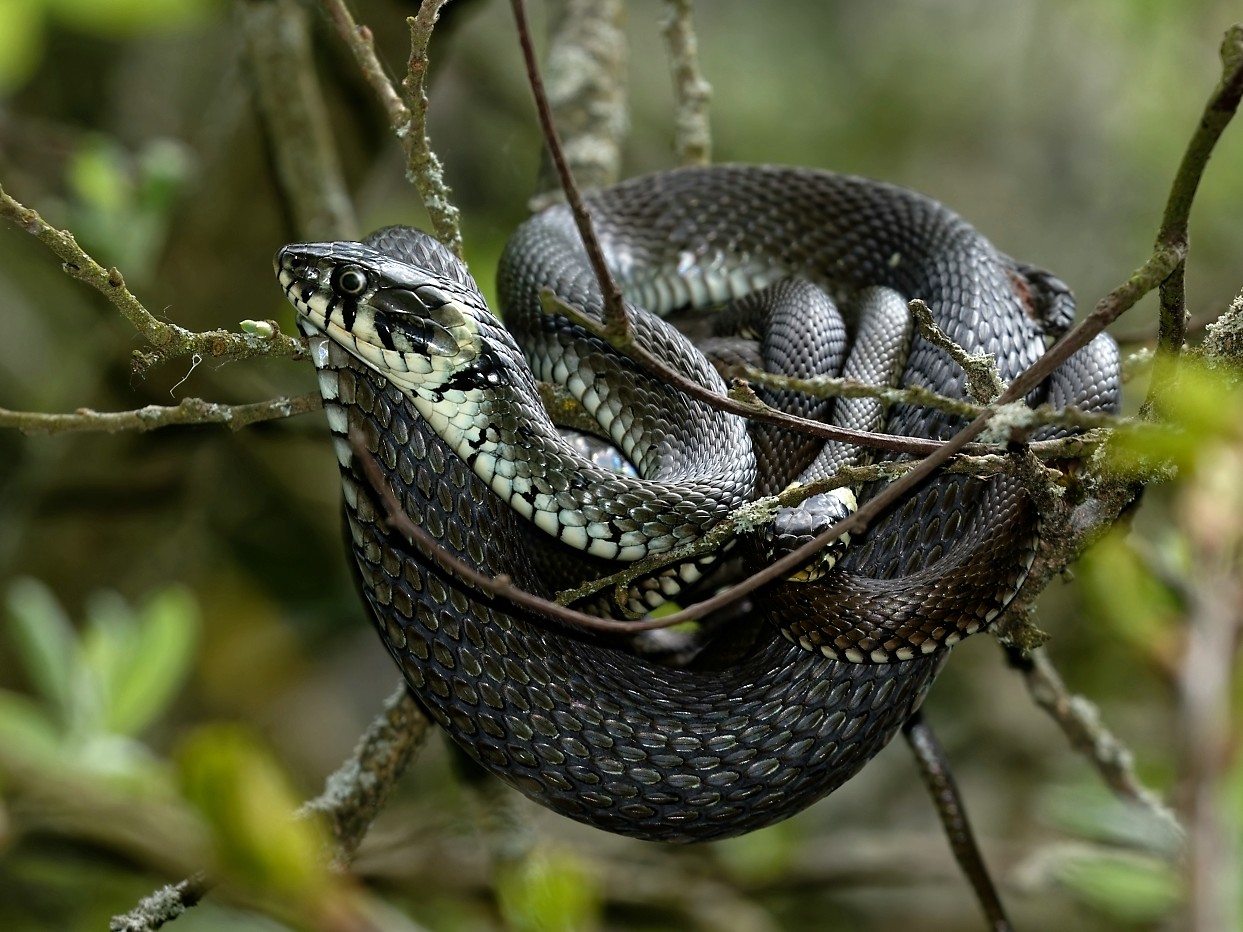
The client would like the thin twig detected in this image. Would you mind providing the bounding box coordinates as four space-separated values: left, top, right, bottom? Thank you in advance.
735 367 1125 434
350 429 689 633
402 1 464 257
511 0 631 342
1145 24 1243 411
543 289 948 455
0 394 322 435
320 0 408 127
0 185 306 373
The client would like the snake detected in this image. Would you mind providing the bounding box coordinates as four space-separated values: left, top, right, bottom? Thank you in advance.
275 165 1121 842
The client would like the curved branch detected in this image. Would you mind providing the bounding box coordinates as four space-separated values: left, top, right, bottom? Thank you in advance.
0 186 306 373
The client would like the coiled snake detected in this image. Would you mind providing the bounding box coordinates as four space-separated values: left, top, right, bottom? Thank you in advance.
275 166 1121 842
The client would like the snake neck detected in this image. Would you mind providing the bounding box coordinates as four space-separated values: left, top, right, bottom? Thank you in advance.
278 232 755 565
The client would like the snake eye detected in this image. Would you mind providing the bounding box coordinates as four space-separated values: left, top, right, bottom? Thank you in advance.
334 265 370 296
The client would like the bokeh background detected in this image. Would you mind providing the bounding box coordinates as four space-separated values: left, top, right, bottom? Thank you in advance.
1 1 1240 929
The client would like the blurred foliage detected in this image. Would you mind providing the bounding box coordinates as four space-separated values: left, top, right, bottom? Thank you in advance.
65 135 194 282
1 578 197 791
0 0 222 92
495 846 601 932
1 1 1241 930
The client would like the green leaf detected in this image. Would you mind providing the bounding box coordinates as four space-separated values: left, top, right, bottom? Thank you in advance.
1055 849 1181 922
0 690 65 768
66 136 130 214
0 0 43 93
106 586 199 736
177 725 331 907
1111 363 1243 477
1079 530 1180 651
46 0 223 36
1041 781 1181 857
497 847 601 932
4 578 80 725
78 590 136 737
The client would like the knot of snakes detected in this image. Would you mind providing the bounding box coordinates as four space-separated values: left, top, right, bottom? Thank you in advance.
274 165 1121 842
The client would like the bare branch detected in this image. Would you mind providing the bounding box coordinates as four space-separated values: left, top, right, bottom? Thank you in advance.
0 185 306 373
662 0 712 166
320 0 408 127
1178 442 1243 932
0 394 322 435
532 0 629 204
1146 23 1243 410
402 1 464 256
1011 648 1181 837
298 683 431 867
511 0 632 342
243 0 356 240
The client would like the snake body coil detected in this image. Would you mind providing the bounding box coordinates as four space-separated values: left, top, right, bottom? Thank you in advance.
276 166 1120 842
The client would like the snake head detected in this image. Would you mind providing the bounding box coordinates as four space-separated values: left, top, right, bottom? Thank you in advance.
274 238 486 393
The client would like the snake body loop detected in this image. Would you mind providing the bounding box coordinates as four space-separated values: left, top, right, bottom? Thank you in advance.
276 165 1121 842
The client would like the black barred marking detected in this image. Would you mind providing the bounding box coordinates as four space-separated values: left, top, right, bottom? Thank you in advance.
374 313 397 351
434 365 490 400
341 296 359 332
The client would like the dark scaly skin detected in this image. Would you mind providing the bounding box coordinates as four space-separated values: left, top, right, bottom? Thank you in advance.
321 336 946 842
283 165 1122 841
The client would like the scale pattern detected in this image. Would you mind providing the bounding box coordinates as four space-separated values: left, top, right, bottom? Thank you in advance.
279 165 1121 841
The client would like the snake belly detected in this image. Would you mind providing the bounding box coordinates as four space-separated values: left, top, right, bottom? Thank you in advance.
277 165 1121 842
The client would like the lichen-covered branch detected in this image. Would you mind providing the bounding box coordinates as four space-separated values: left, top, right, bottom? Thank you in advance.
1010 647 1181 836
0 185 306 373
662 0 712 166
909 298 1005 403
109 875 210 932
298 683 431 867
0 394 322 435
1146 23 1243 410
243 0 356 241
533 0 629 203
402 1 464 256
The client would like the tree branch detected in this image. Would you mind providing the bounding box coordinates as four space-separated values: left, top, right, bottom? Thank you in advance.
320 0 408 128
511 0 632 343
0 185 306 373
0 394 322 435
297 683 431 867
402 1 464 256
662 0 712 166
1146 23 1243 411
532 0 628 204
243 0 357 241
